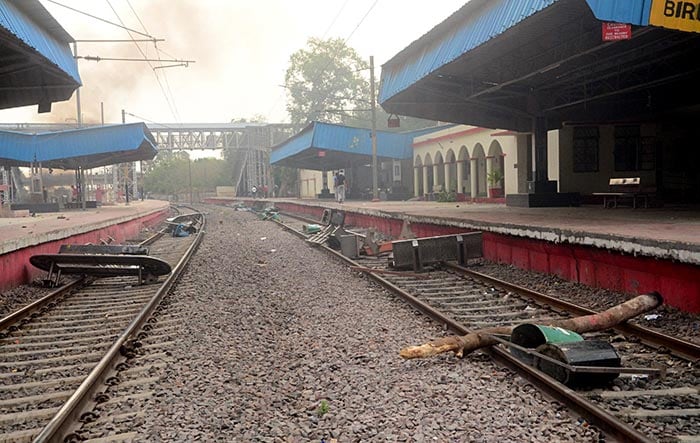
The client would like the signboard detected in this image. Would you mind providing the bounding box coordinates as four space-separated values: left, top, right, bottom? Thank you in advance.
650 0 700 33
602 22 632 40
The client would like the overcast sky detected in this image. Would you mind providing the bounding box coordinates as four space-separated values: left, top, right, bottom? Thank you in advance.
0 0 467 126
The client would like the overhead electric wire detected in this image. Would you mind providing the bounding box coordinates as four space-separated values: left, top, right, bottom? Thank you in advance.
46 0 155 39
267 0 380 123
125 0 181 123
105 0 181 122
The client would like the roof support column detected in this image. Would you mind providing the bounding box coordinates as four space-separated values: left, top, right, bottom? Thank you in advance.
444 162 452 193
456 161 464 196
422 166 429 198
413 166 420 198
530 115 557 194
534 115 547 183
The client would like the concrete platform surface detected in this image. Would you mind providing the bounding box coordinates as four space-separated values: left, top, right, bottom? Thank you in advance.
259 198 700 266
0 200 170 255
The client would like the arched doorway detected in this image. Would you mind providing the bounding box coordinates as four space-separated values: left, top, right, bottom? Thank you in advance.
424 153 434 196
445 149 457 193
487 140 505 197
434 151 445 193
472 143 487 197
458 145 470 196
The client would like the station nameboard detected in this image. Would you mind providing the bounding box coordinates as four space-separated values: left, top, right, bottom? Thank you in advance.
649 0 700 33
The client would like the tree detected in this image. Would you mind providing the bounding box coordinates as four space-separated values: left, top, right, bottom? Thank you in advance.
285 38 369 125
144 152 229 196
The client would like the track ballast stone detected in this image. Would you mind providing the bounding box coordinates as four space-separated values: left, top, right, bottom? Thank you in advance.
137 207 601 442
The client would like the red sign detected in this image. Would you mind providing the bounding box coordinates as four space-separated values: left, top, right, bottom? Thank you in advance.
602 22 631 41
317 150 326 157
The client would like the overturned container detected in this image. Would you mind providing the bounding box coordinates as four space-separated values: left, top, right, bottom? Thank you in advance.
534 340 621 387
510 323 583 365
510 323 621 387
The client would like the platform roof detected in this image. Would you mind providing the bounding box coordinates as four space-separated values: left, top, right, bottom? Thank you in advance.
0 0 81 111
270 121 450 170
379 0 700 132
0 123 158 169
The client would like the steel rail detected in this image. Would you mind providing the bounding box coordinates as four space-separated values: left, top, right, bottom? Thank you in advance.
271 218 655 442
444 262 700 362
0 208 177 333
0 278 85 332
33 211 205 443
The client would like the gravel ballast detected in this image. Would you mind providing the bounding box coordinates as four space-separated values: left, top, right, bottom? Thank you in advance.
139 206 601 441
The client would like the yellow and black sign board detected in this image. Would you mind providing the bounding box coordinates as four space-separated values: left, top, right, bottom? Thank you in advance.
650 0 700 33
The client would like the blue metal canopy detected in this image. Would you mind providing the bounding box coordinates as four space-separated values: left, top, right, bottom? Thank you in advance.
0 123 158 169
271 121 449 170
379 0 700 132
378 0 682 106
0 0 81 110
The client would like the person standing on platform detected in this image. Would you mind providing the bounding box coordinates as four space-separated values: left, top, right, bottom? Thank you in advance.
336 170 346 203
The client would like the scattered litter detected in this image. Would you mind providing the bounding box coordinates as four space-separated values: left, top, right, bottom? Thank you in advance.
644 314 661 321
270 249 277 253
524 305 537 311
260 237 267 241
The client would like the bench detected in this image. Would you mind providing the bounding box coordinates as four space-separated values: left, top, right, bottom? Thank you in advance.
592 177 652 208
30 244 171 287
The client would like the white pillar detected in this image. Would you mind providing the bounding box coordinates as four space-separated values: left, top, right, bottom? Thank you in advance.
432 164 439 191
444 162 452 192
413 167 420 197
422 166 429 197
456 160 464 195
470 158 478 199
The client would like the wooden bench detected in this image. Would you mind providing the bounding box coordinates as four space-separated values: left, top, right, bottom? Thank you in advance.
592 177 652 208
30 244 171 287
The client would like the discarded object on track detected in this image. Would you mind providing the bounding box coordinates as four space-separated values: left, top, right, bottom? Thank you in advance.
399 292 663 359
534 340 621 387
30 244 172 287
391 232 482 271
509 324 621 387
303 224 322 234
258 206 280 221
172 223 195 237
510 324 583 365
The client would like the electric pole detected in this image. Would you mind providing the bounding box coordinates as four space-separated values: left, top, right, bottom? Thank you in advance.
370 56 378 201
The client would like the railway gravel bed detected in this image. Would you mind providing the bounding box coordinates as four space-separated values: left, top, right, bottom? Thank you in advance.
136 206 600 442
475 262 700 345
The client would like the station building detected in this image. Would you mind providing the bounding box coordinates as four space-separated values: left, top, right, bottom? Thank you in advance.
379 0 700 207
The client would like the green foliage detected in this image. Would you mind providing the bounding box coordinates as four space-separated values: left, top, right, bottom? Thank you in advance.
487 169 504 187
317 400 330 417
144 153 230 195
285 38 369 125
437 189 456 202
272 165 298 197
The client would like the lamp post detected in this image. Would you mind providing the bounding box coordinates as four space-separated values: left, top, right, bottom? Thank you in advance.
188 156 193 204
370 55 378 201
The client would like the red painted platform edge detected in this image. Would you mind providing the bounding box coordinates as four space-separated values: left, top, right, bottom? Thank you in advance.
0 208 168 293
243 200 699 313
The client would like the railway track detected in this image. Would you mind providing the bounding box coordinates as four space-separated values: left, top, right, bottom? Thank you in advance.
271 206 700 443
0 207 204 443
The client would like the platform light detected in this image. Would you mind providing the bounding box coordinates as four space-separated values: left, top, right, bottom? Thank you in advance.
388 114 400 128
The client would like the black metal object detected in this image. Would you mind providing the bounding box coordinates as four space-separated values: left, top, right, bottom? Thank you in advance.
58 244 149 255
391 232 482 271
535 341 621 387
30 253 171 286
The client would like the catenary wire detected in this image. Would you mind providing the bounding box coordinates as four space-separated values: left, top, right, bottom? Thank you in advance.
104 0 181 122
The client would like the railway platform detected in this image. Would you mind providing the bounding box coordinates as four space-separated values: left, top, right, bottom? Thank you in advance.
207 197 700 313
0 200 170 291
